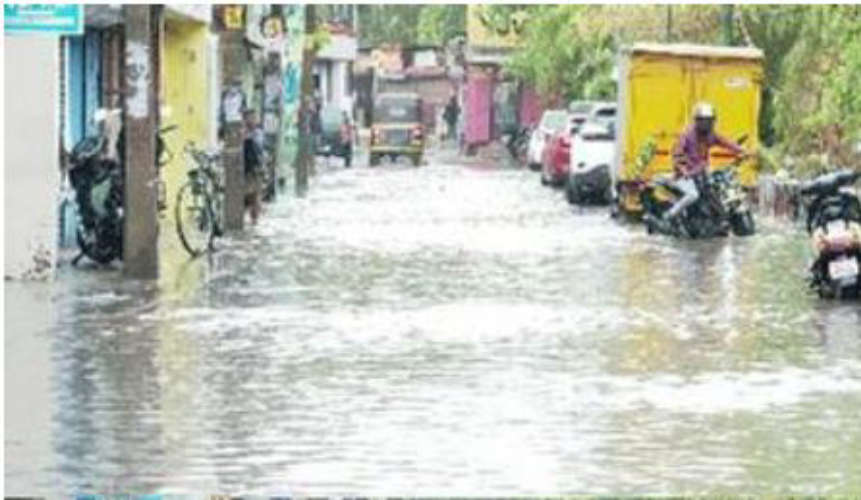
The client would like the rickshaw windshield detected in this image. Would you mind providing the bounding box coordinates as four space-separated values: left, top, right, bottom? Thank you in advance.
376 97 421 123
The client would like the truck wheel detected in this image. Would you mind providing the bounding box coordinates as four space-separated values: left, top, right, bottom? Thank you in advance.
731 212 756 236
369 154 380 167
411 155 422 167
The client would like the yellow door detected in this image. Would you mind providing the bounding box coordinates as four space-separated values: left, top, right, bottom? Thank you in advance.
624 54 693 181
693 58 763 186
161 19 211 290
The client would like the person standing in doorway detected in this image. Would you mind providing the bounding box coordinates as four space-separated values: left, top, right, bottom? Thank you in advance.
338 111 355 168
443 93 460 142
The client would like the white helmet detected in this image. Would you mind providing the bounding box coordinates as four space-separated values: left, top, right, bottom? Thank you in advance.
694 102 716 120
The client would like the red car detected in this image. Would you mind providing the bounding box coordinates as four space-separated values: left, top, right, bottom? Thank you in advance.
540 114 588 187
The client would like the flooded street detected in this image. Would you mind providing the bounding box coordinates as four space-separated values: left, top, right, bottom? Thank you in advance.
6 150 861 496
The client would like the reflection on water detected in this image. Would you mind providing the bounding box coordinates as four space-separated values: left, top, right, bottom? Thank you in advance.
5 156 861 495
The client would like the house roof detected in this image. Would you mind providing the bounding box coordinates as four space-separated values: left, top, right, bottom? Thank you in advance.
625 43 764 60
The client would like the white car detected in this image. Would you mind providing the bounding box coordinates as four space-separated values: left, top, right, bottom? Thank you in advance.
566 120 616 205
589 101 617 124
527 109 568 170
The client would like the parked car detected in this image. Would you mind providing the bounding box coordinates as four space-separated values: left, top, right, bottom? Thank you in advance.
527 109 567 171
569 101 594 121
369 92 425 166
566 120 616 204
589 101 617 124
540 115 580 187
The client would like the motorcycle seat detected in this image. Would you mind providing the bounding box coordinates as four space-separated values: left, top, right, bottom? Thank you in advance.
801 169 860 196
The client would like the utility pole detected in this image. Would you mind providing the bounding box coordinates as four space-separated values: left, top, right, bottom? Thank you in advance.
296 4 316 196
218 6 247 231
263 48 283 202
665 5 673 43
722 5 735 46
123 5 159 279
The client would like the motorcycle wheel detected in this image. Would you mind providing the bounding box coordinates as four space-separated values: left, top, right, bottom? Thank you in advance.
731 211 756 237
76 226 120 264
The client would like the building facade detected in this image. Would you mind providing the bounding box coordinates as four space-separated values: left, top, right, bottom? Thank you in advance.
5 35 63 280
313 6 358 116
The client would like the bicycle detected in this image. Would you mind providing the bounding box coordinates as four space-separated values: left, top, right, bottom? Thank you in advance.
175 142 224 257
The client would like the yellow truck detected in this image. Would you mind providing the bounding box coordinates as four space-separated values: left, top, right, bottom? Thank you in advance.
613 43 765 214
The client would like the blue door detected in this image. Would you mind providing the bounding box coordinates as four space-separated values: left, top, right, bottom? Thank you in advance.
60 29 102 249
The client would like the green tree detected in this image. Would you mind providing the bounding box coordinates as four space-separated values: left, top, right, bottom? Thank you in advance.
736 5 808 146
772 6 861 163
417 5 466 46
357 5 423 47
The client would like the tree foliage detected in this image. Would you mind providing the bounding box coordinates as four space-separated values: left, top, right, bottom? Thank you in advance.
358 5 466 48
417 5 466 46
771 6 861 163
357 5 424 47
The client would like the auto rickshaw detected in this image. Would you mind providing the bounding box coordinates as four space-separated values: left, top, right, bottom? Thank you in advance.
369 93 425 167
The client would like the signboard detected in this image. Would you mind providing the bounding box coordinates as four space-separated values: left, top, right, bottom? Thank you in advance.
223 5 244 30
4 4 83 35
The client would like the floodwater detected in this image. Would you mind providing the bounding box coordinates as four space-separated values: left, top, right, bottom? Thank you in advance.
5 150 861 496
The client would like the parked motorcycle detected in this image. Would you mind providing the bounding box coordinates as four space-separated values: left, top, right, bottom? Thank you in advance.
799 169 861 299
68 133 125 265
69 109 175 266
505 125 532 165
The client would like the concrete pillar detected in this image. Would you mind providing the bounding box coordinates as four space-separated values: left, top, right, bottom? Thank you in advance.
219 28 247 231
123 5 160 279
296 4 316 196
3 36 61 280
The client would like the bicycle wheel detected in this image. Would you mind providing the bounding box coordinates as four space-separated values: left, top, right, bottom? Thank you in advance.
175 181 215 257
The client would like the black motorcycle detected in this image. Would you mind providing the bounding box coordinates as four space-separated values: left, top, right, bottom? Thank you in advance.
69 121 175 266
641 136 755 238
505 125 532 165
641 172 727 238
799 169 861 299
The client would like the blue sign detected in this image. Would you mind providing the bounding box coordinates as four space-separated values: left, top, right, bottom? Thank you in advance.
4 4 83 35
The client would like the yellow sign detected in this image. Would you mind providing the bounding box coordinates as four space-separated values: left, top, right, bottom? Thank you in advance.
223 6 244 30
467 5 528 48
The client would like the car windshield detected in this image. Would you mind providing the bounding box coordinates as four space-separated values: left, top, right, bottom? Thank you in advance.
593 107 616 119
541 111 568 132
376 97 420 123
320 107 342 133
569 101 593 114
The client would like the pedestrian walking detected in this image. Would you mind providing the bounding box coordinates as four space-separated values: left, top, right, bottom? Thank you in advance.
243 109 265 226
339 111 355 168
443 94 460 142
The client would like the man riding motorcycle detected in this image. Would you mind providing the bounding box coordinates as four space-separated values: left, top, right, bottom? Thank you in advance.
659 102 749 232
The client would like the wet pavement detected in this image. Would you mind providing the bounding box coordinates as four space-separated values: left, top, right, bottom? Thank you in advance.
5 148 861 496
